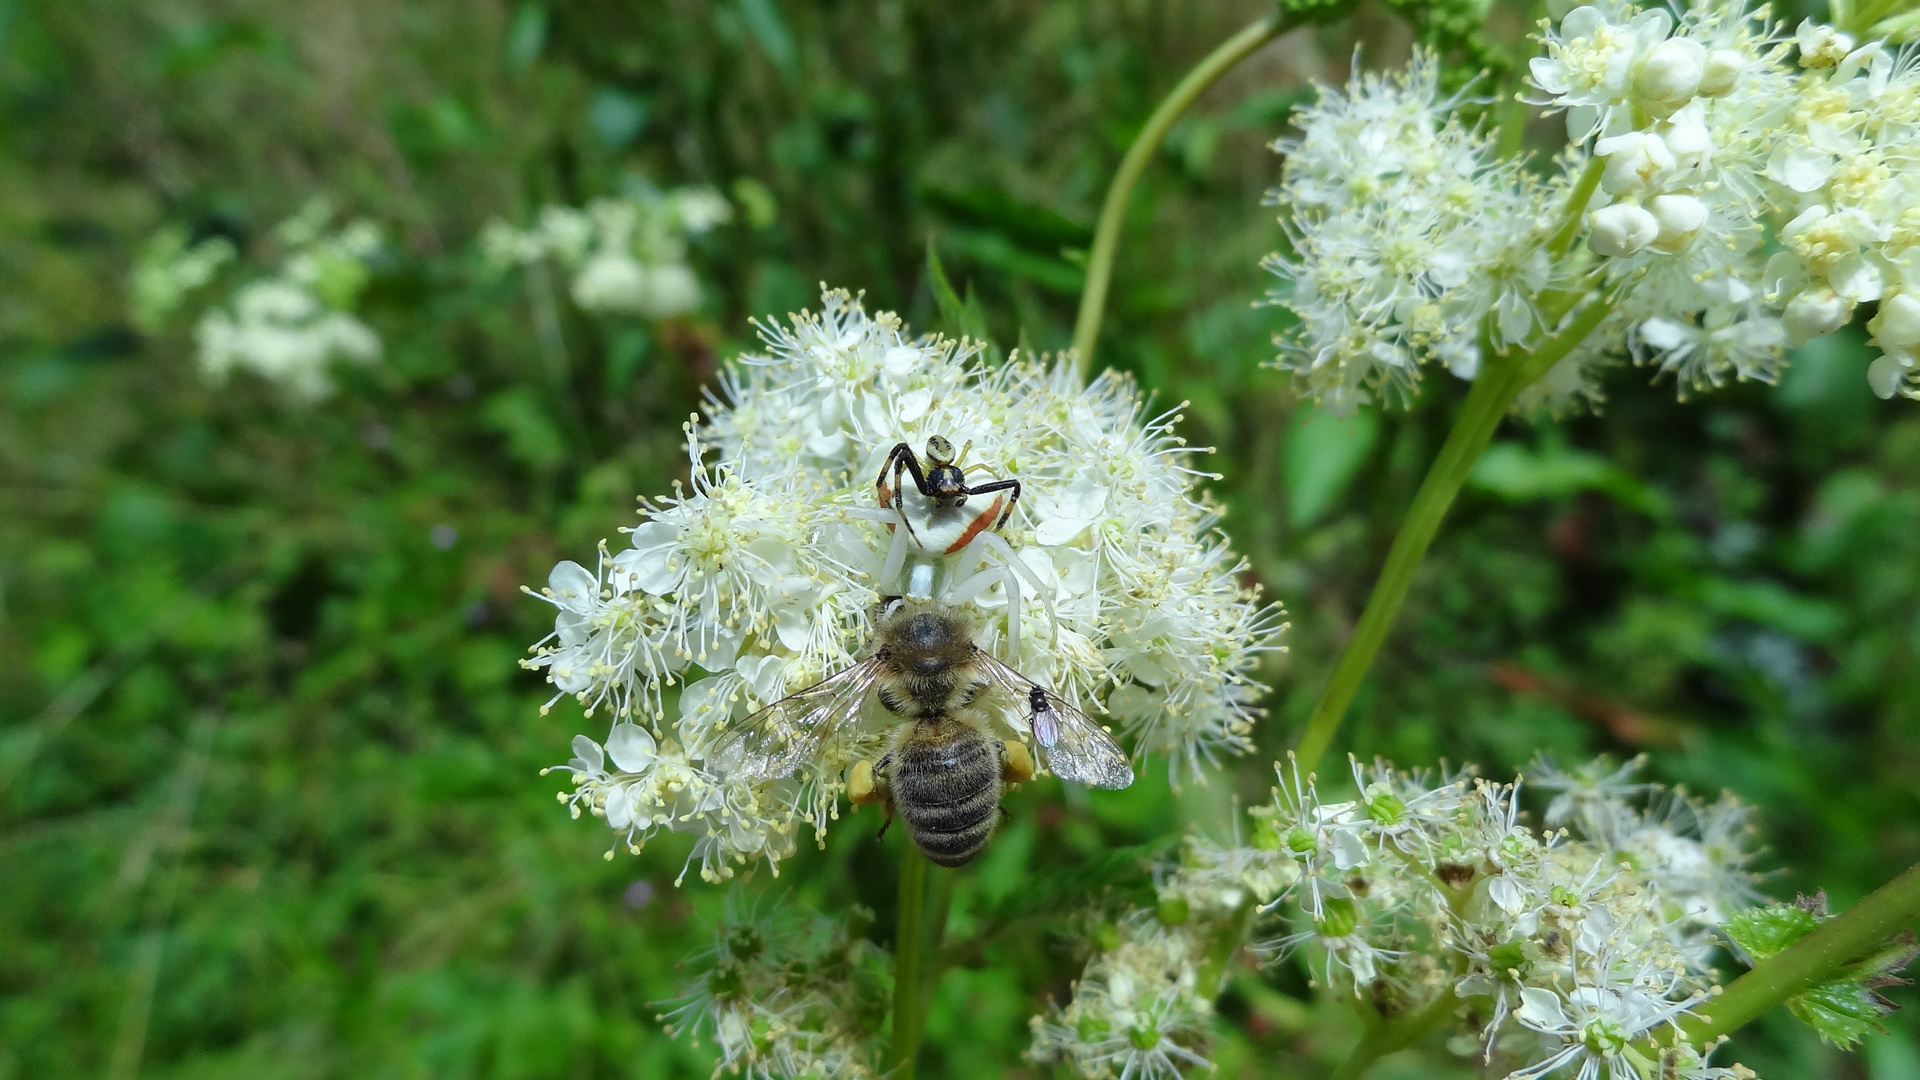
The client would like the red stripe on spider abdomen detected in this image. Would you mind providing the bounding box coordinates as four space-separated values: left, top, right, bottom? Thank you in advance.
944 493 1007 554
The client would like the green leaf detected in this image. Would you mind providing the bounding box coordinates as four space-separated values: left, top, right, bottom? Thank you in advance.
1695 577 1848 643
1789 979 1895 1048
1725 897 1919 1049
919 184 1092 251
936 228 1084 296
736 0 797 77
588 88 648 150
503 3 547 69
1283 404 1378 530
1467 440 1666 515
1725 902 1821 963
481 388 567 468
923 239 992 344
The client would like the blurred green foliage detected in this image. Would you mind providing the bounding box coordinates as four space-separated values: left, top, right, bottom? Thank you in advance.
1 1 1915 1078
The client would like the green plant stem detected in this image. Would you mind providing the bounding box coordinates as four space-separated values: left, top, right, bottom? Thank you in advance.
1670 860 1920 1046
1292 297 1615 776
889 845 929 1077
1197 901 1258 995
1331 987 1460 1080
1069 12 1293 377
1546 157 1604 256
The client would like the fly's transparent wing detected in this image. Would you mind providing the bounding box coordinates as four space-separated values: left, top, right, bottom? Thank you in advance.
974 651 1134 790
705 659 882 782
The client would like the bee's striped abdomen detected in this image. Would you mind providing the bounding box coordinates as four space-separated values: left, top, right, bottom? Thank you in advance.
892 720 1002 868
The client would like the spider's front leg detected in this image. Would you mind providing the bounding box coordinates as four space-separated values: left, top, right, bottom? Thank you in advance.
876 442 935 550
875 442 936 506
968 477 1023 530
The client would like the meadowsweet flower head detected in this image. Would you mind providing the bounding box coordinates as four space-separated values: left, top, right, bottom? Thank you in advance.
193 201 382 403
658 895 886 1079
530 286 1283 880
1265 50 1567 412
1028 912 1217 1080
483 186 730 317
130 225 235 332
1036 754 1771 1078
1269 8 1920 412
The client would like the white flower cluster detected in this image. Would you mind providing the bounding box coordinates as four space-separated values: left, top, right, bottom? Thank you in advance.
129 225 235 333
1031 755 1764 1080
194 202 382 403
1263 51 1569 413
1029 911 1219 1080
1531 3 1920 399
482 187 730 318
1269 9 1920 412
1031 825 1300 1079
531 287 1283 881
658 898 886 1080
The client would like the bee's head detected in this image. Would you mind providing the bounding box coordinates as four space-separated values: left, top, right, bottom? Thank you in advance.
880 602 972 674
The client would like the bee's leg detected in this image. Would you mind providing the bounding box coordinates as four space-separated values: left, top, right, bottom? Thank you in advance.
860 755 897 841
847 758 888 806
1000 739 1036 784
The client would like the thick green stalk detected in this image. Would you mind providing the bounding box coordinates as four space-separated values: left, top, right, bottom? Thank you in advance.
1290 360 1520 774
1292 298 1614 775
889 846 929 1077
1069 12 1294 377
1676 860 1920 1045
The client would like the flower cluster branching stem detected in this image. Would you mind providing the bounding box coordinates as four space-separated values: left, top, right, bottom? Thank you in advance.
1670 859 1920 1047
1070 12 1298 377
1293 292 1617 775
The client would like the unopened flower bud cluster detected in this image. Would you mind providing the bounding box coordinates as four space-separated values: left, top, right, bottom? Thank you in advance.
1268 5 1920 413
1032 754 1767 1080
192 200 383 403
658 897 887 1080
531 287 1284 882
481 186 731 318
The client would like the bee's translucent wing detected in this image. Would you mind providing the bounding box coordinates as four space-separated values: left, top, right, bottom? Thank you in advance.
705 659 883 782
974 651 1134 790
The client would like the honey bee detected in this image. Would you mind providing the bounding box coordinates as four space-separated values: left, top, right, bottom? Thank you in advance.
707 599 1135 867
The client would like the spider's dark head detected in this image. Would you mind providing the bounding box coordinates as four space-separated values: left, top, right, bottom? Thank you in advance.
924 435 968 504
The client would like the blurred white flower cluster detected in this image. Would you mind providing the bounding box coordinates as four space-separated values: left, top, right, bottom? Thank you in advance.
1033 754 1766 1080
482 187 730 317
129 225 235 333
659 897 886 1080
1268 8 1920 412
193 201 383 403
531 286 1283 882
1029 910 1219 1080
